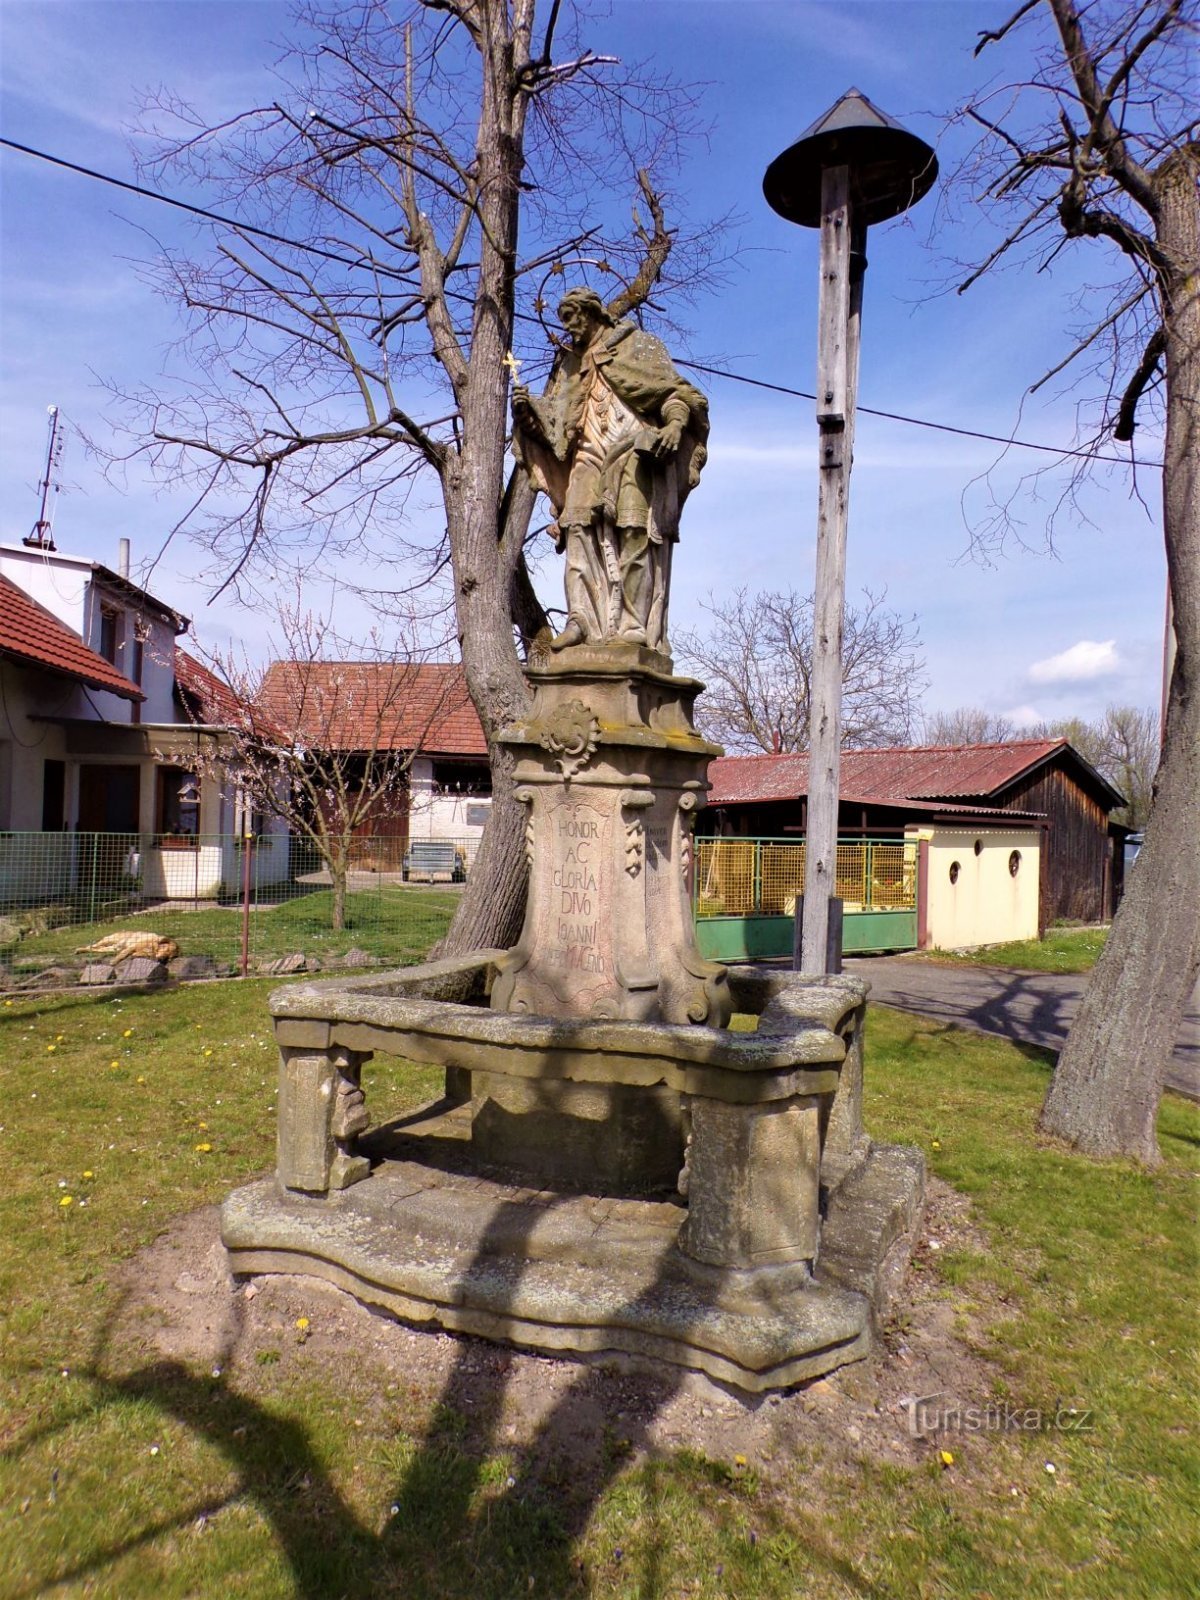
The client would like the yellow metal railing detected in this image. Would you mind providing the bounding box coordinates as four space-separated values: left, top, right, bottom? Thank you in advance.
695 838 916 918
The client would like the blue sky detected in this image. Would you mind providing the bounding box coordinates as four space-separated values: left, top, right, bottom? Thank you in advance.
0 0 1168 727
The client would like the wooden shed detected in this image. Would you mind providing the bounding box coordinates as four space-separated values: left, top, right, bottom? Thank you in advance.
703 739 1127 928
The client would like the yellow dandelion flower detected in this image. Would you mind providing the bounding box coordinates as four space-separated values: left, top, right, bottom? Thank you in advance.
203 1049 213 1058
734 1454 747 1468
931 1139 942 1151
46 1044 56 1053
56 1034 65 1041
59 1195 74 1208
136 1075 146 1084
82 1170 94 1180
194 1142 213 1153
295 1316 310 1330
940 1450 954 1467
123 1029 133 1038
109 1059 119 1069
198 1121 208 1130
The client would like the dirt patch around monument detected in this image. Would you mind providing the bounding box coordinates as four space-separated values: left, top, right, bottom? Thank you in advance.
107 1174 1010 1493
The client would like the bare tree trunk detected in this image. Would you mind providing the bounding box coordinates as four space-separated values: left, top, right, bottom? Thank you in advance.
1041 146 1200 1163
331 845 349 933
430 3 534 966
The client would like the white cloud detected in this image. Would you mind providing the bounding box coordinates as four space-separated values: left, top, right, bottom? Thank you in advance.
1004 705 1045 729
1028 640 1120 684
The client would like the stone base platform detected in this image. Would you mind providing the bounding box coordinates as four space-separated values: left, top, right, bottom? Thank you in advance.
222 1101 916 1393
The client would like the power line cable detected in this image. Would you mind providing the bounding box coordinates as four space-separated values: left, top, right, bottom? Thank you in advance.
0 136 413 283
677 360 1158 468
1 134 1163 471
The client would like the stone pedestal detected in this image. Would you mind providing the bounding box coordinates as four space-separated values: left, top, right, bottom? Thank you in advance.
471 1072 683 1193
482 643 731 1188
491 642 731 1029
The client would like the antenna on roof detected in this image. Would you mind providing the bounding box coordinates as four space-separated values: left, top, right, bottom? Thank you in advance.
24 405 64 551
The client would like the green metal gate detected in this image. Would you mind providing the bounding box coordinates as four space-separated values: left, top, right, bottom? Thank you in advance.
693 837 918 961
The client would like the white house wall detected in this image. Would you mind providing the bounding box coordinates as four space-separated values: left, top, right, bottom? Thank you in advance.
1 546 181 726
908 826 1041 950
0 546 90 635
0 661 70 830
406 755 489 857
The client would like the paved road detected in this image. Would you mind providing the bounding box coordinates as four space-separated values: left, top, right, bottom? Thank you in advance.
843 955 1200 1103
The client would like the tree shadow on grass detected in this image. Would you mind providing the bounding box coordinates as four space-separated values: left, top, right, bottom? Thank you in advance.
6 1188 894 1600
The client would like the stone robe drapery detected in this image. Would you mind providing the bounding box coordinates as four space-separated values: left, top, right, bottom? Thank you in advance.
513 320 709 650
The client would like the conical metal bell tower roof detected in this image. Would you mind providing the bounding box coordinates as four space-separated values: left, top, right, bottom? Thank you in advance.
763 87 937 228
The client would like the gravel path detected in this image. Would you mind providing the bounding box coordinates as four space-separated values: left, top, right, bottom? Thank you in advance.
844 955 1199 1103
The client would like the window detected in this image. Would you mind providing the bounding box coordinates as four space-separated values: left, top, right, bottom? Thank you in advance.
948 860 961 885
99 606 119 664
1009 850 1022 877
156 767 200 842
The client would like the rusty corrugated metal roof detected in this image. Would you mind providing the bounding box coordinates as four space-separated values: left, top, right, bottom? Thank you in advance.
705 739 1118 810
0 575 143 701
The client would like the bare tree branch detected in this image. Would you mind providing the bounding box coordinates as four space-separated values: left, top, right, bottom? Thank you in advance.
677 588 926 755
1114 324 1167 439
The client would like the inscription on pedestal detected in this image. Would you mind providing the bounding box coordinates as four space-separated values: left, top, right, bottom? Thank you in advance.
548 802 605 976
524 795 616 1013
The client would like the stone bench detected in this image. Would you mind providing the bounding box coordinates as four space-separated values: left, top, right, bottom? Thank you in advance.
265 950 870 1275
402 841 465 882
222 951 923 1391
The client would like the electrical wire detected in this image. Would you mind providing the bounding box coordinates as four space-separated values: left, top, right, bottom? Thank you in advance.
1 134 1164 471
0 136 413 283
676 360 1159 468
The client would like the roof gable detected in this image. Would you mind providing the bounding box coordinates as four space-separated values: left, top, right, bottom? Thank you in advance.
0 575 143 701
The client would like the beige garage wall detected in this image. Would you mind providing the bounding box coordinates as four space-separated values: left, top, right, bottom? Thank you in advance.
906 826 1041 950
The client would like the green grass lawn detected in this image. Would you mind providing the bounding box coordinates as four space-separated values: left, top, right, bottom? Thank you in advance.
0 980 1195 1598
3 886 458 977
919 925 1108 975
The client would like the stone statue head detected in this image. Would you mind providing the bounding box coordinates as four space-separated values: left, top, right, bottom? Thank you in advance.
558 288 614 343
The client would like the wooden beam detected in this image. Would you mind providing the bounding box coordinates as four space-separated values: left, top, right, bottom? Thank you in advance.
816 165 851 428
801 165 862 974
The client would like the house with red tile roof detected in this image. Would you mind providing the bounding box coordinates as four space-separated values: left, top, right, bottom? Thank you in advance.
0 545 289 902
256 659 490 856
703 739 1127 928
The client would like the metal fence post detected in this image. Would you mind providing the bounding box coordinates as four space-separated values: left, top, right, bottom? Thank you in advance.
240 835 252 978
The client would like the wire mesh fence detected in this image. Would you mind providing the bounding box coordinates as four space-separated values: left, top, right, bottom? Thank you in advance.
2 830 918 992
694 837 917 918
0 831 479 993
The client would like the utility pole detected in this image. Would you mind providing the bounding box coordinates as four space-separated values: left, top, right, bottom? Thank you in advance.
763 89 936 973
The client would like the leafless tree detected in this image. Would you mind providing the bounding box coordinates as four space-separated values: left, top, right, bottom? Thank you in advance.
109 0 724 961
677 587 926 754
960 0 1198 1162
921 707 1018 745
1032 705 1160 830
181 603 463 931
923 703 1160 826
